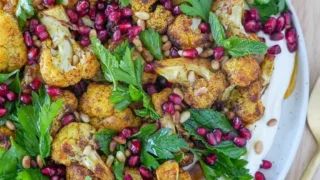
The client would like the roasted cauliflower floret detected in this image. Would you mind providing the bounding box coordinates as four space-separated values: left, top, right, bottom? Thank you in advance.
53 90 78 111
66 164 98 180
52 123 114 180
0 10 27 72
179 170 192 180
79 83 141 131
260 55 275 86
222 56 260 87
152 88 172 115
156 161 179 180
184 72 228 108
39 6 99 87
167 15 209 49
131 0 157 12
146 5 174 33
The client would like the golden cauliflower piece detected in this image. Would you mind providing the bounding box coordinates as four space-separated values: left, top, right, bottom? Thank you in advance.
179 170 192 180
131 0 157 12
66 164 98 180
147 5 174 33
79 83 141 131
52 123 114 180
21 64 41 88
167 15 209 49
39 6 99 87
0 10 27 72
152 88 172 115
222 56 260 87
184 72 228 108
156 161 179 180
125 168 143 180
260 55 275 86
53 90 78 111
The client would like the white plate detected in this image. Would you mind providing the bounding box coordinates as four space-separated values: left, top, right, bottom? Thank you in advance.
262 1 309 179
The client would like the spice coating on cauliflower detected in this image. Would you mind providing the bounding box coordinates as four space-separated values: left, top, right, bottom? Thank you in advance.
131 0 157 12
66 164 98 180
39 6 99 87
167 15 209 49
0 10 27 72
52 122 114 180
146 5 174 33
222 56 260 87
79 83 141 131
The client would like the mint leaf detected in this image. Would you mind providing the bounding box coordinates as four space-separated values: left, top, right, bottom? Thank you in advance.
131 124 158 140
208 12 226 46
250 0 287 22
140 149 160 169
0 70 19 83
119 0 130 7
180 0 213 21
223 36 268 57
112 159 124 180
140 29 163 60
15 0 35 29
95 129 116 155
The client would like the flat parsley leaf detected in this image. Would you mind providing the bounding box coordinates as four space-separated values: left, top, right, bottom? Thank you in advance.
208 12 225 46
250 0 287 22
119 0 130 7
140 29 163 60
15 0 35 29
112 159 125 180
16 169 48 180
0 70 19 83
95 129 117 155
180 0 213 22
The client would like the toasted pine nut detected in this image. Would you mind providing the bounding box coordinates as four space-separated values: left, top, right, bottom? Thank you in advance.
187 71 196 84
137 19 146 30
80 112 90 123
267 118 277 127
162 41 172 51
211 60 220 71
116 151 126 162
135 12 150 20
36 155 44 168
254 140 263 154
22 156 31 169
162 35 168 42
180 111 191 123
5 120 15 131
106 155 115 167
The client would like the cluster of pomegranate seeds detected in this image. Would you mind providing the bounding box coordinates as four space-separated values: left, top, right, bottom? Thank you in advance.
244 9 261 33
61 113 75 126
139 166 153 180
41 165 66 179
254 159 272 179
46 86 62 97
161 92 183 115
179 48 199 59
213 47 225 60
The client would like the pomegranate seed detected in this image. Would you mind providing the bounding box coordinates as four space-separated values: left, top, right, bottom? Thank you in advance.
267 45 281 55
88 7 96 20
145 83 157 95
112 30 122 42
121 8 133 17
169 93 182 105
108 11 121 22
96 1 105 10
260 160 272 169
6 91 17 102
206 129 222 146
0 84 9 96
128 26 142 40
163 1 173 10
78 26 91 35
41 166 56 176
282 11 292 29
285 28 298 44
239 127 252 140
28 19 39 32
139 167 153 179
232 117 243 130
80 36 90 47
50 176 59 180
144 63 154 73
128 155 140 167
0 108 7 117
55 166 66 176
30 78 42 91
66 9 79 23
20 94 32 104
61 114 75 126
196 127 207 136
263 17 277 34
43 0 55 6
233 137 247 147
213 47 225 60
124 174 133 180
0 96 6 105
76 0 90 15
244 20 260 33
95 13 106 25
172 6 181 16
28 47 39 61
287 42 298 52
105 4 119 16
205 154 217 165
255 171 265 180
181 49 198 59
199 23 210 33
276 16 285 32
98 30 108 42
162 101 175 115
35 24 46 34
95 24 104 31
46 87 61 97
129 139 141 154
24 31 33 47
119 22 132 33
222 132 236 141
270 32 284 41
38 32 49 41
244 9 260 22
170 47 179 57
120 128 133 139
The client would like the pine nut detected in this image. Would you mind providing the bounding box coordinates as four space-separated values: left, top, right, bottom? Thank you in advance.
72 55 79 65
74 111 80 120
162 41 172 51
164 50 170 57
137 19 146 30
173 111 181 123
132 38 143 52
125 149 131 157
116 151 126 162
267 118 277 127
162 35 169 42
36 155 44 168
113 136 126 144
187 71 196 84
5 120 15 131
194 87 208 96
196 47 203 54
142 49 154 62
80 112 90 123
180 111 191 123
135 12 150 20
106 155 114 167
200 49 214 58
109 140 117 152
254 140 263 154
211 60 220 71
22 156 31 169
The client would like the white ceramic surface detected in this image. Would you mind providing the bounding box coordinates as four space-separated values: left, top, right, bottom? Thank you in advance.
262 2 310 179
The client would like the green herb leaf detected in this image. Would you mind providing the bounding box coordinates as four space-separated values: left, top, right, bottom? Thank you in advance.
119 0 130 7
250 0 287 22
0 70 19 83
15 0 35 29
16 169 48 180
140 29 163 60
223 36 268 57
208 12 226 46
131 124 158 140
95 129 117 155
140 149 160 169
200 160 218 179
180 0 213 21
112 159 125 180
145 128 188 159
